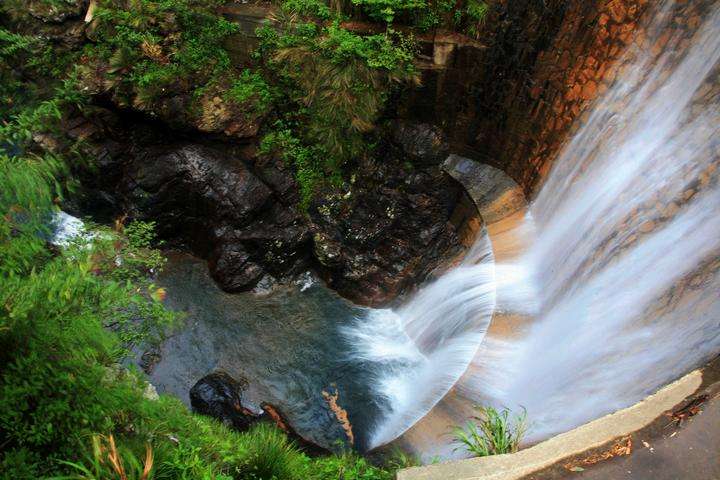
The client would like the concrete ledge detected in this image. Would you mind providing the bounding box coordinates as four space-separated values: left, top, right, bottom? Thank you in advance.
442 155 526 225
398 370 702 480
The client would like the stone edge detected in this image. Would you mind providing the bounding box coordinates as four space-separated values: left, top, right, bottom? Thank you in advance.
397 369 703 480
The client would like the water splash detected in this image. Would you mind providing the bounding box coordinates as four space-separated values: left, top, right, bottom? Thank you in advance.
344 232 498 448
50 211 89 246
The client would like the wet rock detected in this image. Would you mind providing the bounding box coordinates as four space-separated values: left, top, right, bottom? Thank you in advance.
121 143 312 288
190 371 263 431
391 121 449 166
260 387 355 454
321 386 354 447
130 144 272 225
310 163 463 307
62 111 464 305
209 242 264 291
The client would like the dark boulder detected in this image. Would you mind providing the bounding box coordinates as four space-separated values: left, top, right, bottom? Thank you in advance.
209 242 264 291
189 371 263 431
122 143 311 289
128 144 272 226
310 162 464 307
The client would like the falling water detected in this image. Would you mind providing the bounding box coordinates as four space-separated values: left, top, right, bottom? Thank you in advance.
345 232 504 449
356 0 720 452
485 0 720 441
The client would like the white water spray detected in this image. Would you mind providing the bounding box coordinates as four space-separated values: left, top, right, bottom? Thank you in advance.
344 232 499 448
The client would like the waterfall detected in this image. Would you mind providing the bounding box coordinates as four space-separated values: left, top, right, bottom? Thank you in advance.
355 0 720 452
475 0 720 442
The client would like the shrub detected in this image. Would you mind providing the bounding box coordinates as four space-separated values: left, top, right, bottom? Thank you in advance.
258 17 418 200
260 126 336 209
349 0 426 24
451 406 528 457
463 0 490 38
232 423 305 480
225 69 275 116
280 0 333 20
83 0 238 108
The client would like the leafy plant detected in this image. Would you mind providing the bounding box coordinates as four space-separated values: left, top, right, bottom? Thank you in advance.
464 0 490 38
451 406 528 457
258 16 418 203
225 69 274 115
83 0 239 109
350 0 426 24
281 0 332 20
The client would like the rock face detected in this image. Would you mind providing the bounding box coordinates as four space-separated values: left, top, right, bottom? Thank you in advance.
189 371 263 431
309 157 464 306
391 121 449 166
61 108 467 306
396 0 660 194
123 143 310 291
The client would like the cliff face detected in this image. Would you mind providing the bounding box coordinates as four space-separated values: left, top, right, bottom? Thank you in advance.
396 0 657 194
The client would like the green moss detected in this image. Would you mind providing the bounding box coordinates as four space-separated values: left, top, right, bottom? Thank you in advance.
225 69 274 115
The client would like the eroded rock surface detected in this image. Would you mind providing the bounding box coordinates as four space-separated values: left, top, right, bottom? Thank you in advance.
309 157 463 307
60 108 466 306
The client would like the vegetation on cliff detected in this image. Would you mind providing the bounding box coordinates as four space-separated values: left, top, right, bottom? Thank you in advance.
0 13 410 479
2 0 489 207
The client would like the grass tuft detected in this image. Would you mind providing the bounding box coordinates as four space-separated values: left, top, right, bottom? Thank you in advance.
451 406 528 457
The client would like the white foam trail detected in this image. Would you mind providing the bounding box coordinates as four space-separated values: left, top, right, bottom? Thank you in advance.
480 1 720 441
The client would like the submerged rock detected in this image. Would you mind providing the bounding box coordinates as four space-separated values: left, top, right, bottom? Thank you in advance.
189 371 263 431
140 347 162 375
260 388 355 453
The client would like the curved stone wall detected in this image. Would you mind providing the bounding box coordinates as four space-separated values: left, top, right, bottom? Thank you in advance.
398 0 655 194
